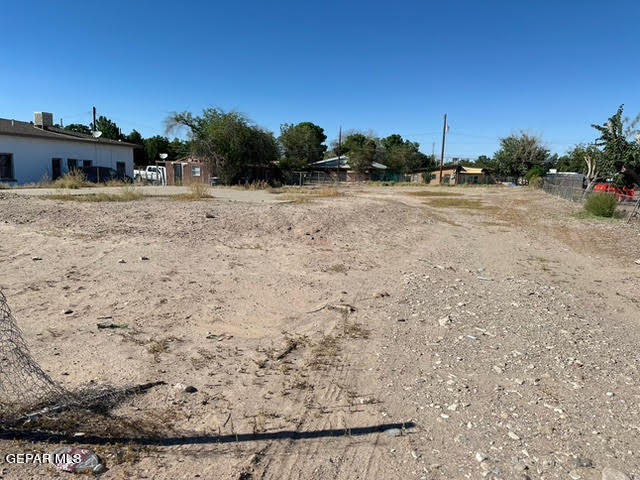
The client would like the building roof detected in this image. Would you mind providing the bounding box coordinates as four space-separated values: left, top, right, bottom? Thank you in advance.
459 167 486 174
0 118 138 148
311 156 388 170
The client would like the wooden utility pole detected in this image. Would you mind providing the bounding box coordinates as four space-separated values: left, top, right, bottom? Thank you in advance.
336 126 342 183
439 114 447 183
92 106 97 132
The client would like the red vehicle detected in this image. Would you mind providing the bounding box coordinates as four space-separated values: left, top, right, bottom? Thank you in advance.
593 183 636 202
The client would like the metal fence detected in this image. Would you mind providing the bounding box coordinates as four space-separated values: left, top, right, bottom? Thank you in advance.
542 174 639 221
542 174 587 202
283 171 337 185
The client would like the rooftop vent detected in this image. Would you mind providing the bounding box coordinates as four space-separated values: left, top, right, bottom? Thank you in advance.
33 112 53 128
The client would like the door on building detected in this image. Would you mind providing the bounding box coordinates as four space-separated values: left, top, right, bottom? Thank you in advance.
51 158 62 180
173 164 183 185
116 161 126 178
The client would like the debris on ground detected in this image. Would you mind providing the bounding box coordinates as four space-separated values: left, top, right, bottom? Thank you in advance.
52 447 105 474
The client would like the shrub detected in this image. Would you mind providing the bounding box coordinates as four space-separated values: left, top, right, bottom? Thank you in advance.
529 176 542 189
584 193 617 217
52 170 90 189
525 166 545 182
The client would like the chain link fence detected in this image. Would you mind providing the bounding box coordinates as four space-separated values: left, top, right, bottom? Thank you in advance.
542 174 587 202
542 174 639 221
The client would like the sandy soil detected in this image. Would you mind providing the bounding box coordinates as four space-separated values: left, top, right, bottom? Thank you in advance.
0 185 639 480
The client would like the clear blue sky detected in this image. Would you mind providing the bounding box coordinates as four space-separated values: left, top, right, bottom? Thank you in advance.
2 0 639 159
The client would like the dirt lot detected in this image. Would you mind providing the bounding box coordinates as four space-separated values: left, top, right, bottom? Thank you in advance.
1 185 639 480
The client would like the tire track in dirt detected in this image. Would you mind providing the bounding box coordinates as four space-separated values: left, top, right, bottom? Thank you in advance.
252 313 390 480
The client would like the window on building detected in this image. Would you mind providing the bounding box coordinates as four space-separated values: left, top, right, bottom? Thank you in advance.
67 159 78 171
0 153 14 180
430 173 436 180
191 166 201 177
83 160 92 168
116 162 126 177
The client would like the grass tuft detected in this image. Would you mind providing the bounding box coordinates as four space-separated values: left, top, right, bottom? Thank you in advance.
273 187 343 203
174 183 213 201
424 197 491 210
52 170 91 189
43 186 144 202
409 190 463 197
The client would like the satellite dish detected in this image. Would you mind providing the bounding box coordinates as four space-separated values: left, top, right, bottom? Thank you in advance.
92 131 102 138
159 153 168 160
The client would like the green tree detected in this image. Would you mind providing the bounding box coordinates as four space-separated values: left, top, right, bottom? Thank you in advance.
493 133 549 181
474 155 496 170
126 129 144 145
380 134 432 173
348 138 378 173
341 132 368 155
168 138 190 160
94 116 123 141
64 123 92 135
125 129 146 165
556 144 602 174
167 108 278 184
591 105 640 185
143 136 170 164
279 122 327 170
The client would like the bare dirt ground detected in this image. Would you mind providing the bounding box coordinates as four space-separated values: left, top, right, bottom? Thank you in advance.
1 185 639 480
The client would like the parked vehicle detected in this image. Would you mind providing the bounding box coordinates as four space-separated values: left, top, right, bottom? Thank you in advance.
593 183 636 202
134 165 166 185
80 166 132 184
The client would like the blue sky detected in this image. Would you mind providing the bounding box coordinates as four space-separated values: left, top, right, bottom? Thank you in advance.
2 0 639 159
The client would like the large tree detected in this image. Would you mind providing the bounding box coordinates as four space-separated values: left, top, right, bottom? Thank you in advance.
493 133 549 181
380 134 432 173
94 116 123 141
591 105 640 186
555 144 602 174
348 137 378 173
167 108 278 184
144 135 171 165
279 122 327 170
168 137 190 160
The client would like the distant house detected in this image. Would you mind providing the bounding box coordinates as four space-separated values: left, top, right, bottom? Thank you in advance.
0 112 136 185
310 155 388 181
156 156 211 185
429 166 493 185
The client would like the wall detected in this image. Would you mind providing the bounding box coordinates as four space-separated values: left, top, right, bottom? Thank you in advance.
0 135 134 184
157 161 210 185
429 170 457 185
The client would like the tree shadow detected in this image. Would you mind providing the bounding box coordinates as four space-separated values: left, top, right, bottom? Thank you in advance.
0 422 416 446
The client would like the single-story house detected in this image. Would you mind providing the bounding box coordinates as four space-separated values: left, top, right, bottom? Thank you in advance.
429 166 493 185
156 156 211 185
310 156 388 181
0 112 136 185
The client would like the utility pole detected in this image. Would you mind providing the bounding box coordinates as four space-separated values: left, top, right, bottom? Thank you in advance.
439 113 447 183
336 126 342 184
92 106 97 132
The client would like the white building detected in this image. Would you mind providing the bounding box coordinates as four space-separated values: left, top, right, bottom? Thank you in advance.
0 112 136 185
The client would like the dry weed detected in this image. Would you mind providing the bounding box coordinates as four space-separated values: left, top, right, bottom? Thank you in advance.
42 186 144 202
409 190 463 197
51 170 91 189
175 183 212 201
